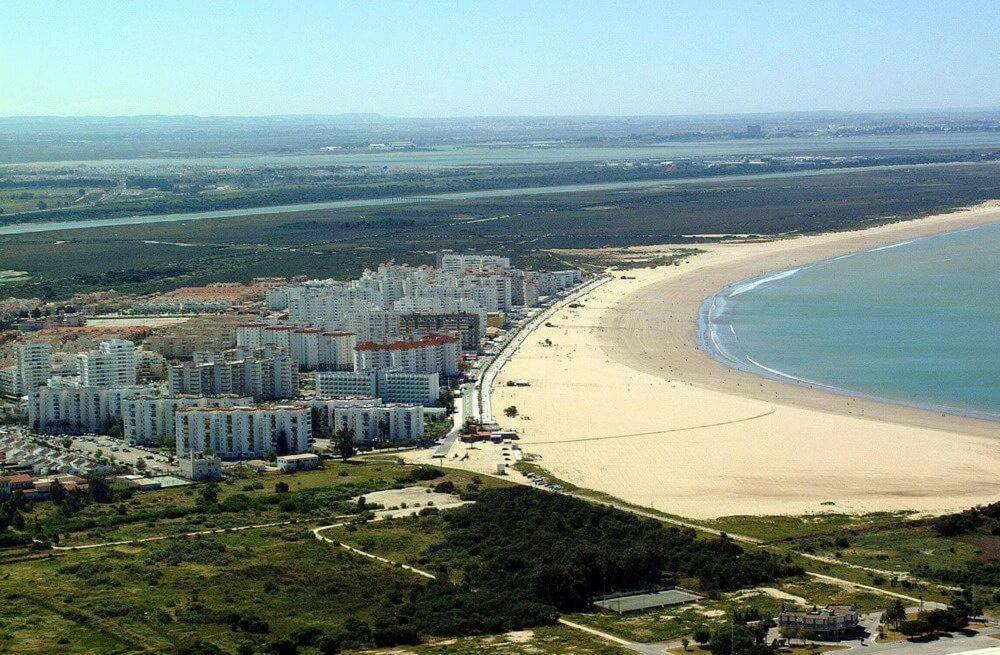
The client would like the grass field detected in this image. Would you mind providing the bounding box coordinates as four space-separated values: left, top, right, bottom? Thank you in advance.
26 459 507 547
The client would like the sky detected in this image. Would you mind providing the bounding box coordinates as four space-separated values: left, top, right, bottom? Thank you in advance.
3 0 999 117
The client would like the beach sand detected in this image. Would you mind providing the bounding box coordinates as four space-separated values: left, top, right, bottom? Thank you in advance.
492 202 1000 519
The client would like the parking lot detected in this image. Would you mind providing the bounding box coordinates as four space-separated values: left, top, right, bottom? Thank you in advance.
0 425 178 476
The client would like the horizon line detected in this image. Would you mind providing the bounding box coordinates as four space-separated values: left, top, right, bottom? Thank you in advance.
3 106 1000 122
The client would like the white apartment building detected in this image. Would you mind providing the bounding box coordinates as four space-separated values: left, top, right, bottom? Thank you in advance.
0 367 19 397
354 334 460 377
316 370 378 398
236 324 356 371
316 369 439 405
311 398 424 443
175 403 312 460
77 339 138 387
437 251 511 274
533 270 583 296
122 394 252 445
16 342 53 392
28 385 154 435
167 353 298 400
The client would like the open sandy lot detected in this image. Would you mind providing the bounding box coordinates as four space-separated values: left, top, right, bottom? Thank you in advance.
492 202 1000 518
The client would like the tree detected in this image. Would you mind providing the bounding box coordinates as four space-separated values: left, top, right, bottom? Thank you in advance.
884 600 907 629
135 458 147 472
199 481 219 504
275 481 289 494
49 480 66 505
275 429 290 456
950 586 983 620
87 475 114 503
709 624 754 655
334 428 356 462
504 405 519 418
681 638 690 651
693 627 712 645
897 618 932 638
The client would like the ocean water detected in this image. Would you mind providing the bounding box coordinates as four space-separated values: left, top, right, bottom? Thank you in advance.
700 221 1000 420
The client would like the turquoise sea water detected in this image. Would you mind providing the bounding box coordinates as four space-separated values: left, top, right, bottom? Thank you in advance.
700 221 1000 420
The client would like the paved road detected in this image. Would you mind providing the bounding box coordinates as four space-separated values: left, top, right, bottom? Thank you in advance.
477 275 611 422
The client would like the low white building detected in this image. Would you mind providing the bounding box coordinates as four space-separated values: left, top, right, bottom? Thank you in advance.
179 452 222 481
276 453 321 472
175 403 312 460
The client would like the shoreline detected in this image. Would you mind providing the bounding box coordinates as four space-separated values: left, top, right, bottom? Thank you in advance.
602 202 1000 439
695 223 1000 424
491 201 1000 518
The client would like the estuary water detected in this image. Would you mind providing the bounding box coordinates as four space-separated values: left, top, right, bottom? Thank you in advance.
700 221 1000 420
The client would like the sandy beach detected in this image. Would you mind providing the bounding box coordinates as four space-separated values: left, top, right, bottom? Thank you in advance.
492 202 1000 519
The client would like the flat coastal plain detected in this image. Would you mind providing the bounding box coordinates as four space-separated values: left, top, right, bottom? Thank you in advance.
493 202 1000 519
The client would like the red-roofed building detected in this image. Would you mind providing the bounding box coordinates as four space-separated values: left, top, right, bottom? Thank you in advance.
354 333 460 376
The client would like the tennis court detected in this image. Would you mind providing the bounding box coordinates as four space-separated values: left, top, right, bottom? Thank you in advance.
594 588 702 613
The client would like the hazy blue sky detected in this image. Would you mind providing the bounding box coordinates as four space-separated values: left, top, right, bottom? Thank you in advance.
4 0 999 117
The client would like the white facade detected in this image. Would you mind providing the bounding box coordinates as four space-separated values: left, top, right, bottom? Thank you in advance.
311 399 424 444
316 369 378 398
354 334 460 376
122 394 252 445
78 340 137 387
236 324 356 371
316 369 439 405
28 385 154 435
16 342 53 392
167 353 298 400
437 251 511 274
175 403 312 460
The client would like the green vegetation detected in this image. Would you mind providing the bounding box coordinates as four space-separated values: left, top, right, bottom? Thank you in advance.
4 163 1000 299
0 460 504 548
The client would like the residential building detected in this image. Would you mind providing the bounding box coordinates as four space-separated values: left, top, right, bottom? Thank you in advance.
167 352 298 401
175 403 312 460
16 342 53 392
78 339 137 386
122 394 252 445
354 334 460 376
27 385 154 435
312 399 424 443
316 369 439 405
436 251 511 273
236 324 356 371
398 311 483 351
778 606 859 638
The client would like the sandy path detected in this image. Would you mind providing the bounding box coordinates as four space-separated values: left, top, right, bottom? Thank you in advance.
493 203 1000 518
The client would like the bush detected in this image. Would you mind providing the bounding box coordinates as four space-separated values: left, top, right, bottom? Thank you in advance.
433 480 456 494
897 619 932 637
396 466 444 483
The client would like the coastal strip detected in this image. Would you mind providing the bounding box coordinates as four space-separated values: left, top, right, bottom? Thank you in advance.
492 201 1000 518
